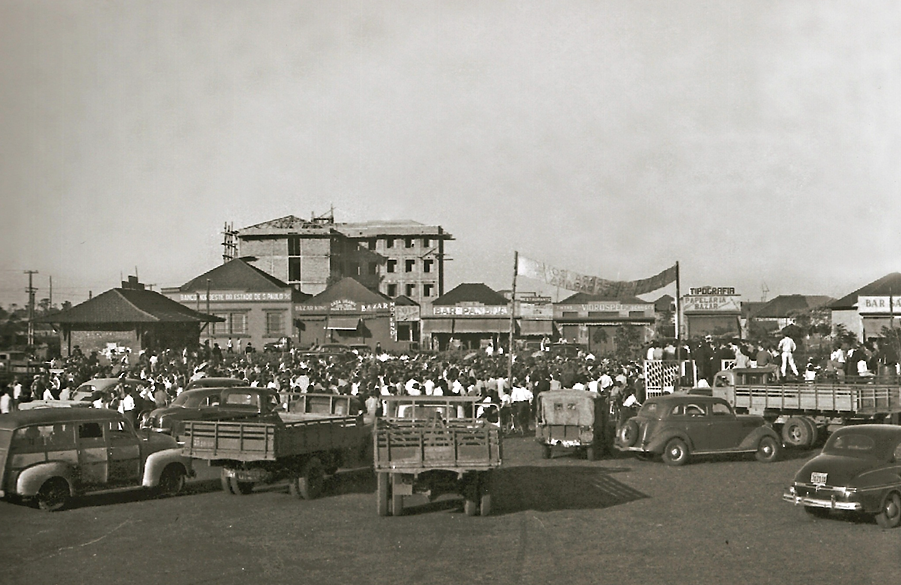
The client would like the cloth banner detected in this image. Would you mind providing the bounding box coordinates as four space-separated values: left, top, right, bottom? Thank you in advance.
517 254 677 297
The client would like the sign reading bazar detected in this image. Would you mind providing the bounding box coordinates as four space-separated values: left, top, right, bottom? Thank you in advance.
682 295 741 313
295 299 392 313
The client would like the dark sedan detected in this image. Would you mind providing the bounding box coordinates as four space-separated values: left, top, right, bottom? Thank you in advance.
140 387 282 439
615 394 782 466
783 424 901 528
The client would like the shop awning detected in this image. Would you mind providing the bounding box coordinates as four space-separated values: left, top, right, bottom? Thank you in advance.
517 319 554 336
326 316 361 330
422 318 455 333
453 318 511 334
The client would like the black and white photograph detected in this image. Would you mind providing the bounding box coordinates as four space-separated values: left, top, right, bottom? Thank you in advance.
1 2 900 584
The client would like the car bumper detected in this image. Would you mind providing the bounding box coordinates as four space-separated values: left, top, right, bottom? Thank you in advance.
782 490 863 511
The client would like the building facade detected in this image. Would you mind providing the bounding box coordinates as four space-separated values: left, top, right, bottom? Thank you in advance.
553 293 655 354
421 283 511 351
681 286 742 339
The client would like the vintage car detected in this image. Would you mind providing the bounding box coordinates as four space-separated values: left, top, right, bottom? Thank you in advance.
183 376 247 392
140 386 282 439
783 424 901 528
615 394 782 466
0 408 192 511
17 377 148 411
534 389 608 460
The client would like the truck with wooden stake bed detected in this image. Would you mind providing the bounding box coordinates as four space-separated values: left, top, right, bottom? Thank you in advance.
181 393 371 499
710 367 901 448
374 396 502 517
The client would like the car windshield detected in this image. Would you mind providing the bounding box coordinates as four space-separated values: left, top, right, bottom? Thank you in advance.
823 432 884 459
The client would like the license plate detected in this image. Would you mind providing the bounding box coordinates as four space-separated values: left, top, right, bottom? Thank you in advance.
810 472 828 485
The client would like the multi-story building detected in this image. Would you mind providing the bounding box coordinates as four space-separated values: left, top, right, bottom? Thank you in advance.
235 214 452 308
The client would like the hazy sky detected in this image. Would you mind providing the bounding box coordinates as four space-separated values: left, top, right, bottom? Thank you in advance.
2 1 900 308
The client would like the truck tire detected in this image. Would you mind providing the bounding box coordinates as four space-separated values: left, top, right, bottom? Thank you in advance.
464 477 480 516
220 469 237 494
586 445 599 461
377 473 390 516
541 444 552 459
801 417 819 447
295 458 325 500
35 477 70 512
781 418 811 448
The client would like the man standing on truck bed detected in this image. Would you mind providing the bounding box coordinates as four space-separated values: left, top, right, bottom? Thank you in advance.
778 332 799 379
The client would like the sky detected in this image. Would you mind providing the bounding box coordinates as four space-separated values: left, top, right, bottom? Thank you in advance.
2 1 900 309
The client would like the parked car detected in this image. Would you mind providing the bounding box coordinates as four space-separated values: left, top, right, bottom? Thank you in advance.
0 408 192 511
263 337 293 353
183 377 247 392
783 424 901 528
615 394 782 466
534 389 608 460
18 377 148 411
140 386 282 439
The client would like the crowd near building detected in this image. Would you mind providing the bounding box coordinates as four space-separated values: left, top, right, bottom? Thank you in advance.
31 211 901 359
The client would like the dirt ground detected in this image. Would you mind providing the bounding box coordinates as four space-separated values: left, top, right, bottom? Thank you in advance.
1 436 898 585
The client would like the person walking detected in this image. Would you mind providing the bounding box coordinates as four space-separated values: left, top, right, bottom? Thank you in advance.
778 332 799 379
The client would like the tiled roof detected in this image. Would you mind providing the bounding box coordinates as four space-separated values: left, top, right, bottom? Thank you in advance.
37 289 221 324
831 273 901 310
178 258 291 292
300 277 387 306
752 295 834 318
432 283 509 306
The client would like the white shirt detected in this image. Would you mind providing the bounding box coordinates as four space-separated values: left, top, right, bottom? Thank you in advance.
0 394 11 413
778 336 796 354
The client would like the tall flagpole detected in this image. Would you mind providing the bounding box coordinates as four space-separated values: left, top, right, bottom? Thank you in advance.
675 261 683 386
508 251 518 388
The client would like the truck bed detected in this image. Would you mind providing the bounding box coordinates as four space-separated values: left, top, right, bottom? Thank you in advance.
729 383 901 415
183 416 364 462
373 419 501 473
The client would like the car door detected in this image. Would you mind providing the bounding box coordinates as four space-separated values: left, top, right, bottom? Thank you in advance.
76 420 108 485
106 419 142 485
676 402 714 451
704 401 749 450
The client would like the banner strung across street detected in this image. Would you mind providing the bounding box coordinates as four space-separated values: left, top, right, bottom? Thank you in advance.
516 254 677 296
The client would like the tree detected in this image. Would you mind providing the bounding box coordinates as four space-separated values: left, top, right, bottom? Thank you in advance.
613 324 642 362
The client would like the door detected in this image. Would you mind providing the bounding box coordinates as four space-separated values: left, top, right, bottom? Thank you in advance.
106 419 142 485
76 421 108 485
704 402 748 450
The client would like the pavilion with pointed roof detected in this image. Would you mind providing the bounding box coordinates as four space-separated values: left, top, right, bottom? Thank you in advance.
829 272 901 341
38 277 222 356
421 283 512 351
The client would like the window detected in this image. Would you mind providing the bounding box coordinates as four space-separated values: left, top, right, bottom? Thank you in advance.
711 403 731 416
367 238 376 250
423 284 434 297
288 236 301 256
405 237 414 248
422 237 431 248
385 238 394 249
231 313 248 335
387 284 397 297
387 259 397 273
266 312 285 336
368 262 378 275
423 259 433 273
405 284 415 297
78 422 104 440
212 314 229 336
288 257 301 281
405 259 415 272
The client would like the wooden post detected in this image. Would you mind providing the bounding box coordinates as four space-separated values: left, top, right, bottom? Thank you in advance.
507 252 518 389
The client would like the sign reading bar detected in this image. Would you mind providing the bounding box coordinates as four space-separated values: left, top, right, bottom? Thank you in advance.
858 296 901 314
432 305 509 317
689 287 735 296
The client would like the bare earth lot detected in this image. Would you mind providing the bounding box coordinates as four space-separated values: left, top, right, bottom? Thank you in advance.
1 437 898 585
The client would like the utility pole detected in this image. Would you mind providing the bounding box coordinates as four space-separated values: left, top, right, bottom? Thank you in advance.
24 270 38 347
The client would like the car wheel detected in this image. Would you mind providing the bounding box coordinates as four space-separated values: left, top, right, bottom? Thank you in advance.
377 473 390 517
755 436 781 463
295 458 325 500
36 478 70 512
618 420 639 447
229 477 254 495
875 491 901 529
781 417 811 448
158 464 187 497
661 438 689 466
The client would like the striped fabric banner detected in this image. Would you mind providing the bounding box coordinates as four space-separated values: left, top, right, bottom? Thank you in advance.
517 255 677 297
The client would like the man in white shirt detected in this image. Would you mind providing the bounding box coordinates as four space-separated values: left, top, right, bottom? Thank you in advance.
777 333 799 378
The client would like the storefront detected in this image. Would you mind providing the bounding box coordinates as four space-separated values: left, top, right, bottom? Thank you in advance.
294 278 411 352
681 287 742 339
422 284 511 351
553 293 655 354
511 292 556 341
856 296 901 341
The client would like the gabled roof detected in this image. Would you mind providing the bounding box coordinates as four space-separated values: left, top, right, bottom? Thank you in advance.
392 295 420 307
178 258 291 293
238 215 335 237
752 294 834 318
653 294 675 312
37 289 221 324
432 283 508 306
831 273 901 310
300 277 387 306
557 292 650 305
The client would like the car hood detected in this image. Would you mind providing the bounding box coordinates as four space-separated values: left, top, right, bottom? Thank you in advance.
794 454 879 486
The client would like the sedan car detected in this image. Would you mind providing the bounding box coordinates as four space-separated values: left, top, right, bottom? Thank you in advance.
140 386 282 439
615 394 781 466
783 424 901 528
183 377 247 392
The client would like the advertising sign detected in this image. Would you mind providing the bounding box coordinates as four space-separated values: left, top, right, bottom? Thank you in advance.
432 305 509 317
682 295 741 313
179 291 291 303
858 296 901 314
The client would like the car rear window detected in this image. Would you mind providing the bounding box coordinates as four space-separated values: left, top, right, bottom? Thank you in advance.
824 433 877 456
639 403 658 417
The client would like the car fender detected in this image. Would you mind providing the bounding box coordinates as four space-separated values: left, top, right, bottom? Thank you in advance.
737 425 781 450
142 448 193 488
645 430 695 454
15 462 75 497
